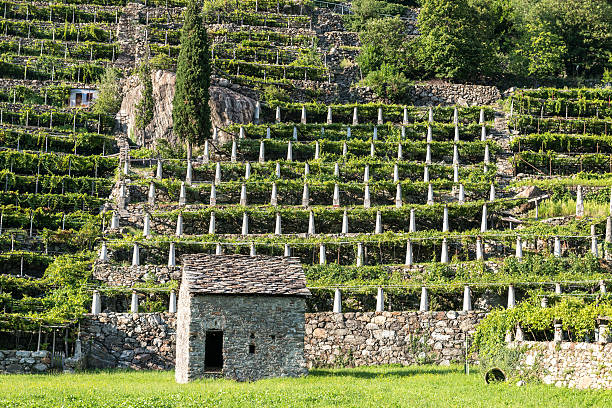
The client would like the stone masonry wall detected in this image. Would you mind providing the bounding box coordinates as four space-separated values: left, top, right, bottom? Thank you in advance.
409 82 501 106
515 341 612 390
0 350 51 374
80 313 175 370
305 311 486 367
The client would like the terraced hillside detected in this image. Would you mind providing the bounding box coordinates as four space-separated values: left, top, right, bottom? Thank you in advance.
1 0 611 357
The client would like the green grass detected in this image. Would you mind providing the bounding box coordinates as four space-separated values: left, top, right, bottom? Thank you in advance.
529 199 609 218
0 365 610 407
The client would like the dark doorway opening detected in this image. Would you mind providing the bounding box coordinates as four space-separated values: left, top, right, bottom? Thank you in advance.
205 330 223 371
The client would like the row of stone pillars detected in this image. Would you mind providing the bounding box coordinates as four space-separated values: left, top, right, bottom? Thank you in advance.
90 289 177 315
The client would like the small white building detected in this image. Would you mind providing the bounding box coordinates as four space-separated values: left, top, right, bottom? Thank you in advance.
69 89 98 107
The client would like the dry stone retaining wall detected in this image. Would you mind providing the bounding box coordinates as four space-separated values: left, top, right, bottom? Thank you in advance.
0 350 51 374
516 341 612 390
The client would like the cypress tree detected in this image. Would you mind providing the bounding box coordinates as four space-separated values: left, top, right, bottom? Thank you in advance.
172 0 211 159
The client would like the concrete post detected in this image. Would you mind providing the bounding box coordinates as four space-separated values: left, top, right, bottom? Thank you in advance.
453 144 459 166
541 297 548 308
598 324 610 343
507 285 516 308
302 183 309 207
476 237 483 260
479 108 485 124
239 126 246 140
333 184 340 207
427 184 434 205
363 165 370 183
270 183 278 206
203 140 210 163
130 291 138 313
99 242 108 262
395 184 402 208
405 240 413 266
342 210 348 234
292 126 298 141
148 182 155 206
245 162 251 180
481 204 487 232
301 106 306 124
241 212 248 235
463 286 472 311
409 209 416 232
427 125 432 143
376 287 384 312
576 186 584 217
364 184 371 208
215 162 221 184
179 182 186 206
315 141 320 160
484 144 490 164
185 160 193 185
352 107 358 125
342 141 348 156
428 107 433 123
373 126 378 140
92 290 101 315
356 242 364 266
425 144 431 164
423 166 429 182
213 127 219 141
441 238 449 264
489 184 495 202
375 211 382 234
240 184 247 206
442 205 449 232
275 162 281 178
454 124 459 142
156 160 162 179
393 164 399 183
118 183 127 209
397 143 403 160
317 243 326 265
131 243 139 266
592 224 599 257
287 141 293 161
554 236 561 257
308 211 315 235
555 283 562 295
515 325 524 342
606 216 612 243
333 288 342 313
143 213 151 238
209 212 216 234
111 211 119 229
480 124 486 141
327 106 333 124
453 165 459 183
231 140 237 162
176 214 183 237
275 213 282 235
420 287 429 311
453 106 458 124
215 243 223 255
210 183 217 206
334 162 339 177
402 106 408 125
515 236 523 261
169 290 177 313
554 323 563 342
168 242 175 267
458 184 465 204
600 280 607 294
259 141 265 163
250 242 256 256
123 159 129 175
304 162 310 176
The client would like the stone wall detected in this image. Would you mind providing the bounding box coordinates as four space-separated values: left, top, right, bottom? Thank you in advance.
516 341 612 390
80 313 175 370
408 82 501 106
0 350 51 374
93 262 181 286
175 292 308 382
305 311 486 367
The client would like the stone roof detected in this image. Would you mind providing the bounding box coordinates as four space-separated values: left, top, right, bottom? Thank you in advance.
181 254 311 297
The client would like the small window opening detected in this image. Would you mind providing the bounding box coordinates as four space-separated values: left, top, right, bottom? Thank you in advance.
205 330 223 371
250 332 255 339
249 344 256 354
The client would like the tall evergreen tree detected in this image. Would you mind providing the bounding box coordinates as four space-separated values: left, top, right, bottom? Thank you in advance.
172 0 211 159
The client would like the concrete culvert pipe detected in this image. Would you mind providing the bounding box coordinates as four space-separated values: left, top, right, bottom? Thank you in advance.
485 368 506 384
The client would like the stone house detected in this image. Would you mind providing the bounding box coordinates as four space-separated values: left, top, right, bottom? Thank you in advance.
175 254 311 383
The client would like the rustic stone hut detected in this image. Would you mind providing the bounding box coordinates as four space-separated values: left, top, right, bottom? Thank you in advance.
175 254 311 383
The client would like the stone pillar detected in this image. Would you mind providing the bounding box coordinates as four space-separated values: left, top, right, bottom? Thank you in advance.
148 182 155 206
185 160 193 185
489 184 495 202
245 162 251 180
319 244 326 265
342 210 349 234
270 183 278 206
203 140 210 163
425 144 431 164
458 184 465 204
426 125 432 143
92 290 101 315
363 165 369 183
576 186 584 217
327 106 333 124
130 291 138 313
555 283 562 295
334 162 339 177
541 297 548 308
484 144 490 165
515 236 523 261
405 240 413 266
442 206 449 232
231 140 237 163
379 107 385 125
342 141 348 156
515 325 524 342
215 162 221 184
315 141 320 160
179 182 186 206
123 159 129 175
376 287 384 312
507 285 516 308
479 108 485 124
168 242 176 267
373 126 378 140
554 236 561 257
111 211 119 229
259 141 265 163
215 243 223 255
441 238 449 264
423 166 429 183
364 185 371 208
598 324 610 343
250 242 256 256
287 141 293 161
592 224 599 257
352 107 358 125
395 184 402 208
275 106 281 123
131 243 139 266
301 105 306 124
453 165 459 183
454 124 459 142
453 144 459 166
308 211 315 235
428 107 433 123
453 106 458 124
143 213 151 238
409 209 416 232
375 211 382 234
397 143 403 160
427 184 434 205
304 162 310 176
481 204 487 232
476 237 483 260
600 280 607 294
169 290 177 313
240 184 247 206
241 212 249 235
176 214 183 237
333 184 340 207
275 162 281 178
481 124 487 141
156 160 162 179
463 286 472 311
99 242 108 262
284 244 291 257
239 126 246 140
356 242 364 267
292 126 298 141
302 184 309 207
333 288 342 313
208 212 216 234
554 323 563 342
118 183 127 209
275 213 282 235
419 287 429 311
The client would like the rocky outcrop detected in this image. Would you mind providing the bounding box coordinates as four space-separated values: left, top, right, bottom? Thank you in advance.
117 71 256 149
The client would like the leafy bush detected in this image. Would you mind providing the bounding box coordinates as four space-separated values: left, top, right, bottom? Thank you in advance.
359 64 410 102
92 67 122 116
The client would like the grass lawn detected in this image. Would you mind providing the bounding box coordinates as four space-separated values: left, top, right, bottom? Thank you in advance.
0 365 610 408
